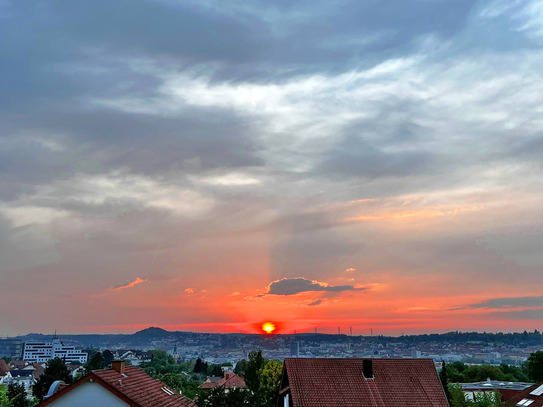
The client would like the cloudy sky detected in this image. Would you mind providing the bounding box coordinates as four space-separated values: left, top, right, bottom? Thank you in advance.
1 0 543 336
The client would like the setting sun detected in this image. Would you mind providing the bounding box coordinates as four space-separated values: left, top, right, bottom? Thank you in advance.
261 322 276 334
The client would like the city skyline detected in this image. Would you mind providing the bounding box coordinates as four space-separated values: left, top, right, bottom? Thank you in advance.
1 0 543 336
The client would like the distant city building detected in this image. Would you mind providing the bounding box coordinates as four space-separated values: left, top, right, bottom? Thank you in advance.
23 337 88 364
290 342 300 357
0 338 23 359
411 349 422 358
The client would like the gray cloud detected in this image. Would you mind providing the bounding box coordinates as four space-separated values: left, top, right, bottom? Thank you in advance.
265 277 368 296
470 296 543 309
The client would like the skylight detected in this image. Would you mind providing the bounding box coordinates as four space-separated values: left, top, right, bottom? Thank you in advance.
517 398 534 406
531 385 543 397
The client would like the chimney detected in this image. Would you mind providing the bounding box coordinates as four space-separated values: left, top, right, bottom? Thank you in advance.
362 359 373 379
225 373 231 380
111 360 125 375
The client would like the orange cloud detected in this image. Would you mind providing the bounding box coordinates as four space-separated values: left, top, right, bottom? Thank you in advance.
112 277 148 291
184 288 195 294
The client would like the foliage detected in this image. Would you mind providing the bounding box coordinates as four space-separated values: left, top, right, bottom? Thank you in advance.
85 352 105 373
196 385 266 407
449 384 471 407
527 351 543 381
33 357 73 401
0 386 10 407
234 361 243 375
156 373 202 400
7 382 29 407
140 350 179 376
258 360 283 407
448 384 501 407
445 361 528 383
210 365 223 377
440 361 452 404
102 349 114 367
241 351 267 392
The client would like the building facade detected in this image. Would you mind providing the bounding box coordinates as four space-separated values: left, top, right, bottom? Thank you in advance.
23 338 87 364
0 338 24 359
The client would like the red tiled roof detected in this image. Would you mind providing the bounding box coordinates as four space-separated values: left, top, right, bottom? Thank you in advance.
200 373 246 389
282 358 449 407
506 383 543 407
38 365 196 407
93 366 195 407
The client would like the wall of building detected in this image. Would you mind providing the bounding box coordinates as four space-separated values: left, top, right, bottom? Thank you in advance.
47 381 130 407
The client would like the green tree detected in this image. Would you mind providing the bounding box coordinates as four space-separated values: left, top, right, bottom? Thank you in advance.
156 373 202 400
258 360 283 407
196 385 265 407
85 352 105 373
462 365 503 382
233 361 243 375
194 358 203 374
7 382 29 407
527 351 543 381
473 390 501 407
102 350 114 367
440 361 452 405
241 350 267 392
449 384 470 407
33 357 73 401
0 385 8 407
210 365 223 377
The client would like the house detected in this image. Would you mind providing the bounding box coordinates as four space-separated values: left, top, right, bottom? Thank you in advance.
113 350 152 367
505 382 543 407
37 360 196 407
276 358 450 407
462 378 534 402
7 369 37 389
199 372 246 391
0 359 11 384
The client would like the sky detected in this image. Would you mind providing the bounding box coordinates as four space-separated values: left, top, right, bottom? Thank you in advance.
1 0 543 337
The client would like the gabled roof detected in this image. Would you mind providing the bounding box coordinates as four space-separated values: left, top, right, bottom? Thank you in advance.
9 369 34 378
38 365 196 407
280 358 449 407
199 373 246 389
505 383 543 407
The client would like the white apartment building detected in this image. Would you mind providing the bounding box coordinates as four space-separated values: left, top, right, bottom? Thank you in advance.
23 338 88 364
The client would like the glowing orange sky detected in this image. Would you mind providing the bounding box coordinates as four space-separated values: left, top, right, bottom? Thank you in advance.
1 0 543 337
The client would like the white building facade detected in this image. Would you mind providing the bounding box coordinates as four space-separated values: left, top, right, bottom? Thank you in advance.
23 338 87 364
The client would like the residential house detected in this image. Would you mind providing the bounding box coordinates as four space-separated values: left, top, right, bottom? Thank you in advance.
0 359 11 384
37 360 196 407
276 358 450 407
8 369 37 389
462 379 534 402
505 382 543 407
199 372 246 391
113 350 152 367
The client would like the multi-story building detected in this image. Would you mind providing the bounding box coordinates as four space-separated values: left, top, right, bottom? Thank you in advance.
0 338 23 359
23 338 87 364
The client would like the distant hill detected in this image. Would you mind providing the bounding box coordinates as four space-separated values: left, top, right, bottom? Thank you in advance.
12 328 543 350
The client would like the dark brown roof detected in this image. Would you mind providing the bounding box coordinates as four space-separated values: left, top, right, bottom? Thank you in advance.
281 358 449 407
506 383 543 407
38 366 196 407
0 359 9 376
200 373 246 389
